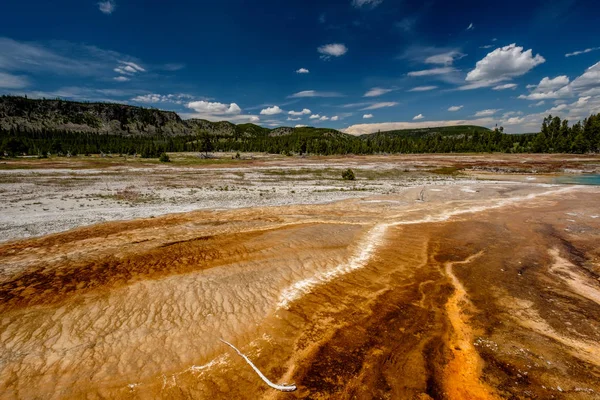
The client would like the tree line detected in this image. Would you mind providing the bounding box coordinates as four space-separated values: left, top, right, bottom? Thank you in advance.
1 114 599 157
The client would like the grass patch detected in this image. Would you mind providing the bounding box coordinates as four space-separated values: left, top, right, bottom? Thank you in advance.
430 166 462 175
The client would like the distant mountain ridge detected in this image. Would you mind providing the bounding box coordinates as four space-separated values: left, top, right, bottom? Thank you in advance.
0 96 490 138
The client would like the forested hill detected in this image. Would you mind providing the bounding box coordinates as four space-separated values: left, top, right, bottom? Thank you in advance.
0 95 487 139
1 96 599 156
0 95 269 137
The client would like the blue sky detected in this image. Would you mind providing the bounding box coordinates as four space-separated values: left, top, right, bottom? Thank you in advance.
1 0 599 133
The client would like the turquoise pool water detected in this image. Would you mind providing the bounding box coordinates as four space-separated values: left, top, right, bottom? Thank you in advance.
554 174 600 185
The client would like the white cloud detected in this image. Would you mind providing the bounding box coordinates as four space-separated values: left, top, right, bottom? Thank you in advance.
0 37 145 79
413 114 424 120
425 51 466 65
187 100 242 115
319 116 330 121
352 0 383 8
547 103 568 113
570 62 600 93
344 118 496 135
463 44 545 89
361 102 398 110
518 75 571 100
519 68 600 100
407 67 456 76
331 116 339 121
13 86 141 103
318 43 348 60
131 93 194 104
532 100 545 107
480 45 494 49
288 108 311 116
287 117 301 121
296 68 310 74
288 90 342 98
120 61 145 72
565 47 600 57
466 23 474 31
363 114 374 119
98 1 115 14
113 61 146 79
408 86 437 92
364 87 393 97
493 83 518 90
474 109 500 117
448 105 463 111
503 117 525 125
537 76 570 91
260 105 283 115
0 71 29 89
295 124 307 128
309 114 321 119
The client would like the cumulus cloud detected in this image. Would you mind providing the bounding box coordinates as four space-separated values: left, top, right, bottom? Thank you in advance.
288 108 311 116
288 90 342 98
413 114 424 120
503 117 525 125
352 0 383 8
318 43 348 60
448 105 463 111
319 116 330 121
364 87 393 97
187 100 242 115
474 109 500 117
331 116 339 121
408 86 437 92
295 124 307 128
296 68 310 74
547 103 568 113
408 67 456 76
309 114 321 119
425 51 466 65
493 83 518 90
518 75 571 100
537 76 570 91
570 62 600 94
287 117 301 121
260 105 283 115
363 114 374 119
98 1 115 14
113 76 129 82
565 47 600 57
361 102 398 110
0 71 29 88
463 44 545 89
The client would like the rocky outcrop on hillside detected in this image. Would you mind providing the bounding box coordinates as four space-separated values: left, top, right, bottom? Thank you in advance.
0 96 254 137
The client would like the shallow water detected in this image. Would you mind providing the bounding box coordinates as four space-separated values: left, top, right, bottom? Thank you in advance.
555 174 600 185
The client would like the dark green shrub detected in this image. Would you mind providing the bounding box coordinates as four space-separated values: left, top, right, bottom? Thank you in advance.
342 168 355 180
159 152 171 162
